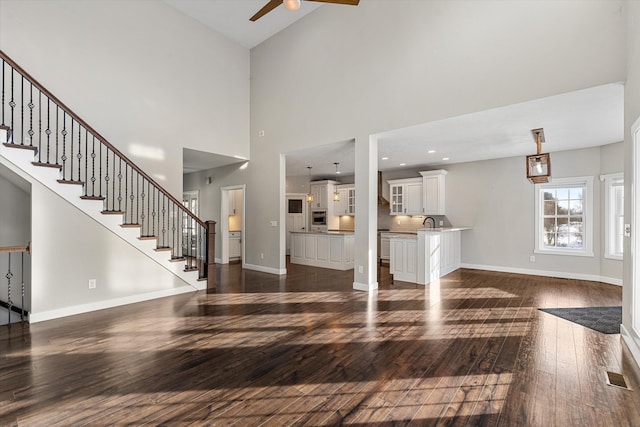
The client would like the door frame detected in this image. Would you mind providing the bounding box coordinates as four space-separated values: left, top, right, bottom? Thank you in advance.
220 185 246 266
285 193 308 255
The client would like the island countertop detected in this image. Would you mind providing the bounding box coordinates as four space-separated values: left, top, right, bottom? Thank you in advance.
290 230 354 235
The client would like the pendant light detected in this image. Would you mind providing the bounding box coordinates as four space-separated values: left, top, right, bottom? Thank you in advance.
333 162 341 202
306 166 314 203
283 0 301 11
526 128 551 183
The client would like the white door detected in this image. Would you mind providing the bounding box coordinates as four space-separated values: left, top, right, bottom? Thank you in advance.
286 195 307 255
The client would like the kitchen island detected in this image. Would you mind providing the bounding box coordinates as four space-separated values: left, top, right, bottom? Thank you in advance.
389 228 470 284
290 231 355 270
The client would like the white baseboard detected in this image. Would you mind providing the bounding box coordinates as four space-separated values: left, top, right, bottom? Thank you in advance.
353 281 378 292
460 263 622 286
29 285 198 323
621 324 640 370
243 263 286 275
214 257 222 264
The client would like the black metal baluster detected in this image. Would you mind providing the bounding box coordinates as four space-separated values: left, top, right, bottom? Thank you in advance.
151 186 156 238
84 130 89 195
112 151 116 211
49 100 54 164
140 177 146 235
129 169 135 224
90 135 96 197
78 126 89 182
21 251 25 321
9 67 15 143
61 112 67 179
104 148 110 211
38 91 42 162
161 195 166 248
27 82 33 147
113 159 122 212
6 253 12 325
122 161 127 217
77 124 83 182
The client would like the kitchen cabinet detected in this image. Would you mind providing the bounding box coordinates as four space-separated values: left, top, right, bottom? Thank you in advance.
379 232 392 263
388 177 423 215
390 236 417 282
334 184 355 216
420 170 447 215
416 228 465 285
229 231 241 260
309 180 338 210
228 188 243 216
290 231 355 270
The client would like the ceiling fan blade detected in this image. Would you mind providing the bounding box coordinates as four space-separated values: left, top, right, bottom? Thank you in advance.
304 0 360 5
250 0 282 22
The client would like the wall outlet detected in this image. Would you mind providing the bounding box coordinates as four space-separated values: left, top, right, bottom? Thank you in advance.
358 265 364 274
260 252 264 259
88 279 97 289
397 220 401 225
439 220 444 226
259 130 265 137
270 220 277 227
529 255 535 262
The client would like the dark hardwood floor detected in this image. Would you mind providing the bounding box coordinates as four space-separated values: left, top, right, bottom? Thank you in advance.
1 261 639 426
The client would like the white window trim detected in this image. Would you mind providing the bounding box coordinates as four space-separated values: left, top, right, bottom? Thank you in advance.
601 172 624 260
534 176 594 257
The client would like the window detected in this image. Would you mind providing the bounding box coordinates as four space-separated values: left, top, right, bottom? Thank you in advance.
534 176 594 256
602 173 624 260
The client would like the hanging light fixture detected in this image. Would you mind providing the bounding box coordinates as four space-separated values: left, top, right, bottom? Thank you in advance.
526 128 551 183
283 0 301 11
333 162 341 202
306 166 314 203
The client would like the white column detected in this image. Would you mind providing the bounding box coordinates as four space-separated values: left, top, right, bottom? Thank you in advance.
353 134 378 291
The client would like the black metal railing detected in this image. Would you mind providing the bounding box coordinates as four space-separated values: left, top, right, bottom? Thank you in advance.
0 50 214 282
0 243 30 325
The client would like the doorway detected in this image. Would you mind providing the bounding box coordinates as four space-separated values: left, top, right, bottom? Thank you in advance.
285 194 308 255
220 185 245 265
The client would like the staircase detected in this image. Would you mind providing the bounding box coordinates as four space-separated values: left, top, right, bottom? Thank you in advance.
0 50 215 295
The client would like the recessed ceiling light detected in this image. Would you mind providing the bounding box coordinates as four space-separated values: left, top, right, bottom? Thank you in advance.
400 163 406 166
336 171 341 174
442 157 450 161
427 150 435 154
381 157 389 160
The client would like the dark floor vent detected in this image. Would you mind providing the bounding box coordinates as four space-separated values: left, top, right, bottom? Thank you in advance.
605 371 632 391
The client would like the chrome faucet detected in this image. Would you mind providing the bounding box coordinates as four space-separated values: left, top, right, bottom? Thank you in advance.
422 216 436 228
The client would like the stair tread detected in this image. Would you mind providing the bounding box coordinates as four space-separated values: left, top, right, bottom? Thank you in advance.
138 236 157 241
32 161 62 169
3 142 38 152
101 210 125 215
170 257 186 262
120 223 141 228
57 179 84 185
80 195 106 201
154 246 172 252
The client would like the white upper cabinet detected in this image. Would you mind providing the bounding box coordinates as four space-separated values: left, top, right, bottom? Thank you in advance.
334 184 355 216
420 170 447 215
388 177 423 215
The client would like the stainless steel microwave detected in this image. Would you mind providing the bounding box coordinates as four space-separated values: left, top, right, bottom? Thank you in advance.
312 210 327 225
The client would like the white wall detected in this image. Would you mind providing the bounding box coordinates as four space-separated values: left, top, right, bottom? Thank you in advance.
444 144 622 283
0 0 250 198
249 0 626 273
599 142 624 281
30 178 193 321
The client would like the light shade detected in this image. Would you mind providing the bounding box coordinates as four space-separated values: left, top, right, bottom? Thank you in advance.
333 190 340 202
526 153 551 183
283 0 301 11
307 192 314 203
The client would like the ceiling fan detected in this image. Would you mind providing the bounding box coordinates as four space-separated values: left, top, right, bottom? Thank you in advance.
250 0 360 22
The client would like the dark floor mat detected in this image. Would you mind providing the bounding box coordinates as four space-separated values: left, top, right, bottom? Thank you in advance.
539 306 621 334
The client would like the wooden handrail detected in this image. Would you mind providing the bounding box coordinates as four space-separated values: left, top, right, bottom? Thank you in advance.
0 49 206 229
0 242 30 254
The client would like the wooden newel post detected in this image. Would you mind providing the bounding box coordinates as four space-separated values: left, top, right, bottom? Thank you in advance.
206 220 216 289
